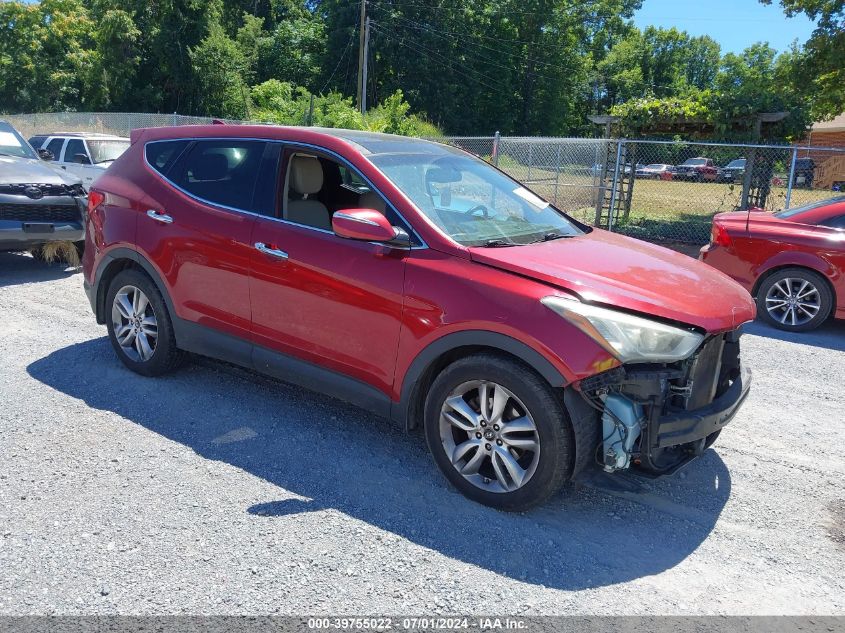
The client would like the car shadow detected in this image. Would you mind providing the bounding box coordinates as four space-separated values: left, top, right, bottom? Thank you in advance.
744 319 845 352
27 338 732 590
0 251 80 287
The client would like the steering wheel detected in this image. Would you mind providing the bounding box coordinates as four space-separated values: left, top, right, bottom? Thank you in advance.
463 204 489 218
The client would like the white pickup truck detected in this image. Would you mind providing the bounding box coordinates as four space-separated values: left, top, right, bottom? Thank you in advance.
28 133 130 188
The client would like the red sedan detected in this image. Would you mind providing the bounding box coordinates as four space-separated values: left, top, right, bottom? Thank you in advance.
700 196 845 332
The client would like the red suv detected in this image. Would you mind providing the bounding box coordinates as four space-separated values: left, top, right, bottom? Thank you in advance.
82 125 755 510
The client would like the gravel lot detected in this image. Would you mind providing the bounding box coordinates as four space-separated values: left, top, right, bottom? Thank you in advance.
1 251 844 615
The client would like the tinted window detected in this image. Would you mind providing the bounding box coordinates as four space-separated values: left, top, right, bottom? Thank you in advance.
45 138 64 161
64 138 86 162
775 196 845 219
145 140 189 175
173 140 266 211
819 215 845 230
29 136 47 148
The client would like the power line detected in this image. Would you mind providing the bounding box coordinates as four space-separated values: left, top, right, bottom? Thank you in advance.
375 11 583 77
320 23 359 95
369 23 510 92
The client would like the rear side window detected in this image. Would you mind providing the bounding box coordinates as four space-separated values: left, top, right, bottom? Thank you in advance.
819 215 845 230
172 140 266 211
45 138 64 160
145 140 189 175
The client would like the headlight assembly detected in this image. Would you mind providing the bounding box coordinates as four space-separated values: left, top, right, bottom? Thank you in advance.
541 295 704 364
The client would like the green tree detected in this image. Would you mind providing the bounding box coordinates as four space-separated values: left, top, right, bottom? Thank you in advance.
190 23 251 118
0 0 99 113
761 0 845 120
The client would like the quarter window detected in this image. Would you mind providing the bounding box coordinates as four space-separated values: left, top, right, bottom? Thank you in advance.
145 140 189 175
172 140 266 211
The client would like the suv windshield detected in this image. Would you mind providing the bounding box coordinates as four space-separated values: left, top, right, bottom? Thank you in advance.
87 139 129 164
0 122 37 160
369 150 584 246
682 158 707 166
725 159 745 168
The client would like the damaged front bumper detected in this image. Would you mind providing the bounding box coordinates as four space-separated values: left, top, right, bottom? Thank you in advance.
574 328 750 477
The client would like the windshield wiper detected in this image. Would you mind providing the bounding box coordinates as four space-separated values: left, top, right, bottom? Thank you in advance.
531 232 571 243
482 239 520 247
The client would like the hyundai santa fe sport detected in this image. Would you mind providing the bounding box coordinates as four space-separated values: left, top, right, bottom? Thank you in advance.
82 125 754 511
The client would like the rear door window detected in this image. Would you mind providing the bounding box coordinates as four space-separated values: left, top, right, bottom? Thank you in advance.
64 138 86 163
172 139 267 211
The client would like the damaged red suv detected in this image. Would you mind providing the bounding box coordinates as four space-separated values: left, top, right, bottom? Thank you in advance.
82 126 754 510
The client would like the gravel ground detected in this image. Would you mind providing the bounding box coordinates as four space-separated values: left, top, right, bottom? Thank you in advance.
1 251 844 616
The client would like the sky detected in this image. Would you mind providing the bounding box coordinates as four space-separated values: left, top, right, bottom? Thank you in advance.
633 0 818 53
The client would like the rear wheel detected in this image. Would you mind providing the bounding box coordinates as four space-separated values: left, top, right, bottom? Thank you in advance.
105 269 184 376
756 267 832 332
424 354 573 511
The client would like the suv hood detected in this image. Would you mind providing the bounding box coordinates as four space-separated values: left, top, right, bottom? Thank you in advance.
0 155 82 186
469 229 755 333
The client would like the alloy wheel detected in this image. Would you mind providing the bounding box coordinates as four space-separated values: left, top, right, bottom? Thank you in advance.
439 380 540 493
765 277 821 327
111 285 158 362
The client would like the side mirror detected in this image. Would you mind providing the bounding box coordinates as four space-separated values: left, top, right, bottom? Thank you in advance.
73 153 91 165
332 208 405 244
37 148 54 161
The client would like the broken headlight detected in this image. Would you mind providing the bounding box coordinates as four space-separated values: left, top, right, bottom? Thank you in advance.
541 295 704 364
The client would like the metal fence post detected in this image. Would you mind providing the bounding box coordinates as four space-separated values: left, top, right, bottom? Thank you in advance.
492 131 500 166
553 143 561 206
527 143 533 182
172 112 177 126
607 140 624 232
785 147 798 210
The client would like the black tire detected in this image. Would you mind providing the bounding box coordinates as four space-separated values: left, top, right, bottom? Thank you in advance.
74 240 85 259
704 429 721 450
29 245 46 262
756 267 833 332
105 268 185 376
423 353 573 511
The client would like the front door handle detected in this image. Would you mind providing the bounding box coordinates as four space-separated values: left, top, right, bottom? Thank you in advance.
255 242 289 260
146 209 173 224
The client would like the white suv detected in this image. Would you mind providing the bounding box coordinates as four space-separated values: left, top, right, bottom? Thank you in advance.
28 133 130 187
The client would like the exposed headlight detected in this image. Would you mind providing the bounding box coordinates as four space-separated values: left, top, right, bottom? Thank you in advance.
541 296 704 363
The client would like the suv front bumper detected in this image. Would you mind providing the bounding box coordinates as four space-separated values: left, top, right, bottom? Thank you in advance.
653 365 751 448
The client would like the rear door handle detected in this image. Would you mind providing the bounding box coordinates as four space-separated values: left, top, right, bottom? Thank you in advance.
146 209 173 224
254 242 289 259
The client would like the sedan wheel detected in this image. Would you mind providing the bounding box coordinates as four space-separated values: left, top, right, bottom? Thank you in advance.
111 285 158 362
439 380 541 493
764 277 820 327
757 268 832 332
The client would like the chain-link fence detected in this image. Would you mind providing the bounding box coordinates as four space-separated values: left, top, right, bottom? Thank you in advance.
439 135 845 247
6 112 845 248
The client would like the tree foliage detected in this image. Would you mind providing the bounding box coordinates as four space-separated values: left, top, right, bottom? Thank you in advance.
0 0 841 140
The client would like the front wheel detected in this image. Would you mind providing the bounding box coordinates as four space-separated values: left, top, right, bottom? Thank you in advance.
424 354 573 511
756 267 833 332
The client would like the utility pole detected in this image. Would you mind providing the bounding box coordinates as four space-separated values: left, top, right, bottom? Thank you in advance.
361 17 371 114
356 0 367 111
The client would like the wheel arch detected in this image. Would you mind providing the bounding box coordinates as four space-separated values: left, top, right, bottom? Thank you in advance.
392 331 566 432
93 247 176 325
751 260 837 308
